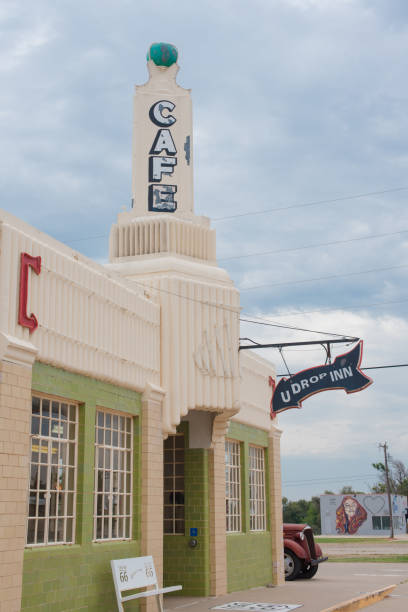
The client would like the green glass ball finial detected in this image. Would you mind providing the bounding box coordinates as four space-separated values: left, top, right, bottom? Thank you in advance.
147 42 178 67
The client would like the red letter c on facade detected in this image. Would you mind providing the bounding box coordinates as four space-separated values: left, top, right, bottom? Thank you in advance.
18 252 41 333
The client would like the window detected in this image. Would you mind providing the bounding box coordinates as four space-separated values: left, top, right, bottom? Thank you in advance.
225 439 241 532
372 516 382 530
27 395 78 546
94 410 133 541
372 515 403 530
163 434 185 534
249 445 266 531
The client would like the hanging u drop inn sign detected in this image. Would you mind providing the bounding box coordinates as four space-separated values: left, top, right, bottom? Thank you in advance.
271 341 373 417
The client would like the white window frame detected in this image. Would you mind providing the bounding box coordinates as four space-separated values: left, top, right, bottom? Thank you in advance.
26 394 78 547
225 439 241 533
93 408 133 542
249 445 267 531
163 433 185 535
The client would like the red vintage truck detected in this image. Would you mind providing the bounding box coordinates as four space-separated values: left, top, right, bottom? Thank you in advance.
283 523 328 580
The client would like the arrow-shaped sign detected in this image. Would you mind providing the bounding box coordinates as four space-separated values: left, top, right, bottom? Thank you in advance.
271 340 372 417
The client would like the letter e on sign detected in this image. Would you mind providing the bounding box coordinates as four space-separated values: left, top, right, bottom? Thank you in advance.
18 252 41 332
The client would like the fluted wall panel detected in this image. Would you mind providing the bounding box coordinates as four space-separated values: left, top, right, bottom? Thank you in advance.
137 274 240 433
109 217 216 262
0 215 160 392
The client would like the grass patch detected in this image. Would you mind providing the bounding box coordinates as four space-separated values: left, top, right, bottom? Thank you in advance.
328 555 408 563
316 537 393 543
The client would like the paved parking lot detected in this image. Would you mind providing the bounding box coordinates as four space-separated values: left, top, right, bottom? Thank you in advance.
164 562 408 611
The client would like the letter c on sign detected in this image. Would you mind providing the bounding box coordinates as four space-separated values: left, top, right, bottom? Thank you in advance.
149 100 176 127
18 252 41 333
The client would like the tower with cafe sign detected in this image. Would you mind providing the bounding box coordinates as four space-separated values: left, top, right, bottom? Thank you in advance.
131 43 193 217
108 43 284 593
108 43 240 439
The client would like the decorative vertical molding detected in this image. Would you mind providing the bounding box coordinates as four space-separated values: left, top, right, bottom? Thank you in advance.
18 253 41 333
140 383 166 612
268 425 285 585
209 426 228 595
0 358 33 611
0 216 161 394
211 408 239 447
0 333 38 368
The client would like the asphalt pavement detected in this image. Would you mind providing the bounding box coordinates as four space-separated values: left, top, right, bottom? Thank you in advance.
164 562 408 611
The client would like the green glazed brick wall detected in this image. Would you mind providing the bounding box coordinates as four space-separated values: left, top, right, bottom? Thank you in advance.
22 363 142 612
163 424 210 597
227 421 269 447
226 421 273 592
227 533 272 591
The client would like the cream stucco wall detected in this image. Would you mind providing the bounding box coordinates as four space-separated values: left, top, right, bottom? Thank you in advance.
0 210 160 393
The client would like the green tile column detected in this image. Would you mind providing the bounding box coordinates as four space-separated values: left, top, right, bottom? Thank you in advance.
163 423 211 596
77 400 96 544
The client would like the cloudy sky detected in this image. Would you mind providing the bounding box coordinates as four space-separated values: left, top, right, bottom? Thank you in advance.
2 0 408 500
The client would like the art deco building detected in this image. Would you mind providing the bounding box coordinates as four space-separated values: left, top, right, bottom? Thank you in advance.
0 43 284 611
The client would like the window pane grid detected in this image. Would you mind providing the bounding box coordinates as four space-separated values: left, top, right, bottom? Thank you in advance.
225 440 241 533
93 410 133 541
163 434 185 534
249 445 266 531
27 396 78 547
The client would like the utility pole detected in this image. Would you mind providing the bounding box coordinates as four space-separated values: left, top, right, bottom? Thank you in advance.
379 442 394 539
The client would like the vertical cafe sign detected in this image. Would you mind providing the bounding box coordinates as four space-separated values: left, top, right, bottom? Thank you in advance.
131 42 194 217
148 100 177 211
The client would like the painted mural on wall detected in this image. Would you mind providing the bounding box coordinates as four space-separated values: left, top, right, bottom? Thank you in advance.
320 493 407 535
335 496 367 534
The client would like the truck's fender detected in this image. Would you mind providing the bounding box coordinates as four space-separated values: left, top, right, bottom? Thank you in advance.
283 539 308 560
315 542 323 558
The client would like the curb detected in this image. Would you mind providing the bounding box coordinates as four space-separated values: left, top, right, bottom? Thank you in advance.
320 584 396 612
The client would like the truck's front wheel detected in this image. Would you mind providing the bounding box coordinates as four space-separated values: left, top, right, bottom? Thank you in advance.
284 548 301 581
301 564 318 579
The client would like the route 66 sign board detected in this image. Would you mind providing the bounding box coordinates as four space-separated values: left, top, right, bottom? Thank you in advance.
111 555 156 590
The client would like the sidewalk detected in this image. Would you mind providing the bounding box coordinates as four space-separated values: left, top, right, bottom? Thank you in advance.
164 562 408 611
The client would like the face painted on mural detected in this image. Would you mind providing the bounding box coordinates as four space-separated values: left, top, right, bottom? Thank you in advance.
336 496 367 535
343 498 358 518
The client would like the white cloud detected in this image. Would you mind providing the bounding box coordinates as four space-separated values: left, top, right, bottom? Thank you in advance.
0 23 54 73
1 0 407 496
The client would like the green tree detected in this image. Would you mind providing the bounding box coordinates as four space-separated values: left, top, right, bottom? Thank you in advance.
339 486 365 495
372 457 408 496
282 496 321 534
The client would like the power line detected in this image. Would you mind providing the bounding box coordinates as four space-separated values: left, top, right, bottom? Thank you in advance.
219 229 408 262
57 187 408 244
240 263 408 292
283 473 375 485
239 317 353 338
128 273 406 330
213 186 408 222
276 363 408 377
242 297 408 320
131 280 242 315
363 364 408 371
132 281 357 337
